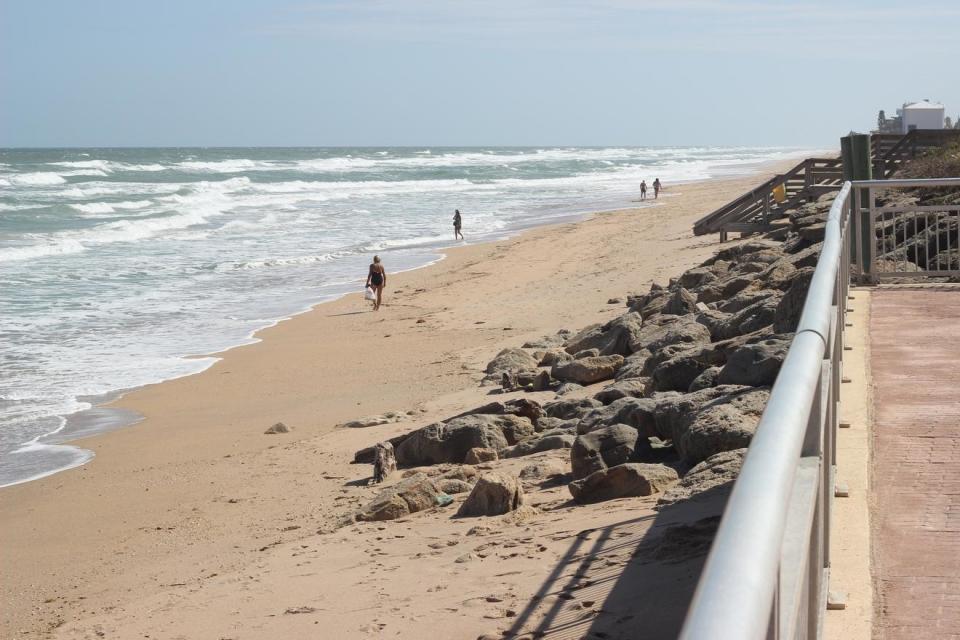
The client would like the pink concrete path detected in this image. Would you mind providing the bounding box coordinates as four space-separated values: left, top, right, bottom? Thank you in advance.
870 288 960 640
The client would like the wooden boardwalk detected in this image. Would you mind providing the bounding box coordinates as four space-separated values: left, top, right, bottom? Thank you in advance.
870 287 960 639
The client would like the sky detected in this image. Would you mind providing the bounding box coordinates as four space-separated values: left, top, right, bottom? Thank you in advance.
1 0 958 148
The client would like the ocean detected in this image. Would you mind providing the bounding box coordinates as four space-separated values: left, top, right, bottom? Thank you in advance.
0 146 805 487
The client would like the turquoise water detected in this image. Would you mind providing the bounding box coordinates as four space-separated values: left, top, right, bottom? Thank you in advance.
0 146 805 486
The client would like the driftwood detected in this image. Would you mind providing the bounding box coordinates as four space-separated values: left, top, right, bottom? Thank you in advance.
373 442 397 484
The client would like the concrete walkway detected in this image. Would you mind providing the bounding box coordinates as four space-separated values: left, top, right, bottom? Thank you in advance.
870 287 960 640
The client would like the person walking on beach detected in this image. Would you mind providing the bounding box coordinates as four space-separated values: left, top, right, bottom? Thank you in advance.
653 178 662 199
453 209 464 240
640 180 647 200
366 255 386 311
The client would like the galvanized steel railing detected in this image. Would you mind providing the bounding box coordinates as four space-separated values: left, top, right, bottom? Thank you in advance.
852 178 960 281
680 181 853 639
681 177 960 639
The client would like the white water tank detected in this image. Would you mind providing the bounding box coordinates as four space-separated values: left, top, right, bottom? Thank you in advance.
901 100 945 133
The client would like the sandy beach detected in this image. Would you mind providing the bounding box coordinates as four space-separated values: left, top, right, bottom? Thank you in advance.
1 163 795 639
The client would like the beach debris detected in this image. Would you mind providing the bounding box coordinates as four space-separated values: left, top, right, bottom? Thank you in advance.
284 606 317 615
607 297 623 304
456 472 525 517
551 355 624 385
264 422 290 434
355 473 449 522
568 462 678 504
464 447 498 465
372 441 397 484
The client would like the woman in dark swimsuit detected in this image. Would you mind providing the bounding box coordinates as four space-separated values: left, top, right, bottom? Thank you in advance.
366 255 386 311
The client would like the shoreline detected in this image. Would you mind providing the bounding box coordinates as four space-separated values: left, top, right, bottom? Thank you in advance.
1 154 810 489
1 157 802 638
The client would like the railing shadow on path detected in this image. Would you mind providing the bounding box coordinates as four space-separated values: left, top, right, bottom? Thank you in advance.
499 489 731 640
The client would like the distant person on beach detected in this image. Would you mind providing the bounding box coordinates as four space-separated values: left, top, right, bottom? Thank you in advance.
640 180 647 200
653 178 662 199
453 209 464 240
366 255 386 311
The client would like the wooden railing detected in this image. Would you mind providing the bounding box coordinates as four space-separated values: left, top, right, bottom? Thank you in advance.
692 157 843 238
695 129 960 240
872 129 960 179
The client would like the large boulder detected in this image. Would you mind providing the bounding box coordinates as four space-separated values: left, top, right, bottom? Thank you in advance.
485 348 539 375
627 314 711 354
658 449 746 506
570 423 639 480
522 333 567 349
678 267 718 290
593 378 649 404
718 335 791 387
450 398 545 429
503 433 575 458
650 353 715 392
394 414 535 466
675 388 769 464
569 463 679 504
578 396 659 437
651 385 750 442
543 397 602 420
564 313 643 357
662 287 698 316
773 267 815 333
356 473 447 521
615 350 651 381
688 366 722 392
552 355 624 385
456 473 525 517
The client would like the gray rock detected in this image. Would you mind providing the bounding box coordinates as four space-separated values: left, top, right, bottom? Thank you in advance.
394 414 535 466
543 397 602 420
503 433 575 458
627 314 711 354
539 348 573 367
464 447 499 464
570 423 639 480
456 473 525 517
578 396 659 437
798 223 826 242
449 399 545 430
564 312 644 357
718 336 791 387
688 366 722 392
650 353 714 392
519 459 567 481
773 267 814 333
522 334 567 349
356 473 447 521
636 290 671 319
594 378 649 404
485 348 539 375
675 388 769 464
658 449 746 506
533 416 579 433
552 355 624 385
555 382 583 395
573 348 601 359
678 267 718 290
264 422 290 434
569 463 679 504
438 478 474 494
651 385 750 442
614 350 651 381
662 287 698 316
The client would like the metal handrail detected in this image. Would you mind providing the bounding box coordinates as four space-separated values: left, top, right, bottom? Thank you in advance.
680 181 852 639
